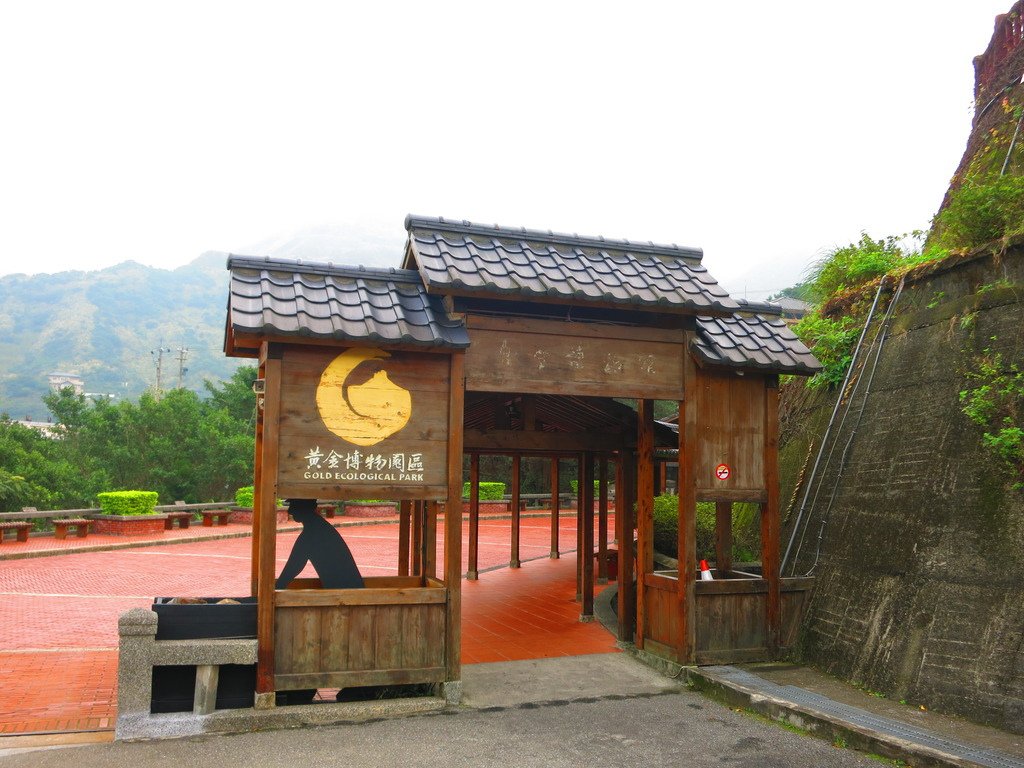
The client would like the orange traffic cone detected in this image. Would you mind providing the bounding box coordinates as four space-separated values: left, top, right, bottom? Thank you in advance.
699 559 714 581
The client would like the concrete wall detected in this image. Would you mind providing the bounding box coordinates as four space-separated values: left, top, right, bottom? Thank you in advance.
779 243 1024 733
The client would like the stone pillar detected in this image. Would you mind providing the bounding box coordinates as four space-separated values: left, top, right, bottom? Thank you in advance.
116 608 158 737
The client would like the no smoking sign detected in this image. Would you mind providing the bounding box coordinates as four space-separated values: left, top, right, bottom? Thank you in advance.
714 463 731 481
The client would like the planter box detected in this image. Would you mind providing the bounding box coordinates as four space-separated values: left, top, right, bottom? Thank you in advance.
227 507 289 525
342 502 398 518
152 596 257 640
91 513 167 536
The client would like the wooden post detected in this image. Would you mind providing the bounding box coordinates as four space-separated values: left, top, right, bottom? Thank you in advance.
256 343 282 695
398 500 411 577
576 455 584 600
636 400 655 650
445 352 465 682
676 341 698 664
581 451 595 619
425 501 438 579
763 377 782 656
510 453 521 569
550 456 560 558
597 455 609 584
617 452 636 642
715 501 733 577
250 359 265 597
411 500 423 577
468 453 480 580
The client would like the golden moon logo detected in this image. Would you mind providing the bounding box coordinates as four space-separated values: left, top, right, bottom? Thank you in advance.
316 348 412 446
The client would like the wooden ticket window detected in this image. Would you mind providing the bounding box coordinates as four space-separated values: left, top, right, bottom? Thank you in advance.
635 366 813 665
252 341 464 697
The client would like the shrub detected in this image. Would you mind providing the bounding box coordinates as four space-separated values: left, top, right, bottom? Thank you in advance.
568 479 601 496
650 494 761 562
235 486 254 508
808 233 908 300
97 490 159 516
933 176 1024 250
462 481 505 500
792 313 861 389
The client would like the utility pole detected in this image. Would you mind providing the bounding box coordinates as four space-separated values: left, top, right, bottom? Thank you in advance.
151 347 171 400
175 347 189 389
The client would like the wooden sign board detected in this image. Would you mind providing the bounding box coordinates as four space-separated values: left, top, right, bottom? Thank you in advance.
693 369 766 494
276 346 451 500
464 316 685 399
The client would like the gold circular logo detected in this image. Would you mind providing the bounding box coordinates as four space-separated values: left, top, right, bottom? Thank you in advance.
315 348 411 446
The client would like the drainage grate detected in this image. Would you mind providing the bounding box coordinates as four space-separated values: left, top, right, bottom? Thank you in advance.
701 667 1024 768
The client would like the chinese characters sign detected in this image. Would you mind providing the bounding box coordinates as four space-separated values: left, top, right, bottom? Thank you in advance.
276 346 450 498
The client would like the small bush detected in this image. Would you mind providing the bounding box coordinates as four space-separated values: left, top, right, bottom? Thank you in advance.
235 486 254 507
462 481 505 500
650 494 761 562
97 490 159 516
933 176 1024 250
808 233 908 300
792 313 861 389
569 479 601 496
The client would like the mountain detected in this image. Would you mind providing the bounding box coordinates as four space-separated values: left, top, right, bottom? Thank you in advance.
0 253 243 420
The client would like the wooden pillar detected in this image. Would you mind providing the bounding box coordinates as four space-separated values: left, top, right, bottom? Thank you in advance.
763 377 782 656
256 343 282 695
676 342 698 664
597 456 609 584
510 454 521 568
617 452 636 642
581 452 595 619
444 352 465 682
411 501 423 577
576 455 584 600
398 500 412 577
715 501 732 577
658 460 667 496
425 501 438 579
468 453 480 580
635 400 654 650
250 359 266 596
549 456 560 558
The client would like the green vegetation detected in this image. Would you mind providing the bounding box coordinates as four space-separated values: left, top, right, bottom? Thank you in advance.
569 478 601 496
959 342 1024 488
462 481 505 500
932 176 1024 250
806 234 911 302
235 486 255 508
96 490 159 516
650 493 760 562
0 365 258 512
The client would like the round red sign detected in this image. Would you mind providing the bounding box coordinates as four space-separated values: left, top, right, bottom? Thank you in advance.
714 463 731 481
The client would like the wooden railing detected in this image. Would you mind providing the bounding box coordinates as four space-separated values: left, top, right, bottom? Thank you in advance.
0 501 233 522
975 3 1024 95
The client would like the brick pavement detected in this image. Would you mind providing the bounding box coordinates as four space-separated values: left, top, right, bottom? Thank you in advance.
0 511 618 734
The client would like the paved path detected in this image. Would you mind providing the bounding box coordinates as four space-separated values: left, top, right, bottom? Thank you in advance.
0 512 616 734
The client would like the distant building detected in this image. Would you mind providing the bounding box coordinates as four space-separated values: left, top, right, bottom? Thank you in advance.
48 371 84 394
13 418 61 439
771 296 813 321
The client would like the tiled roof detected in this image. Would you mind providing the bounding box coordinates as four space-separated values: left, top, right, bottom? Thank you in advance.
405 215 739 315
226 256 470 349
693 307 821 375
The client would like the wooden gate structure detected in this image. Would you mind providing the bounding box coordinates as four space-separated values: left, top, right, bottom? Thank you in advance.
223 215 821 701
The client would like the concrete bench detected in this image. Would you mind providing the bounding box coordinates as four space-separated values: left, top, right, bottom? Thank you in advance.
53 518 91 539
200 510 231 527
164 511 194 530
316 504 337 519
0 521 31 543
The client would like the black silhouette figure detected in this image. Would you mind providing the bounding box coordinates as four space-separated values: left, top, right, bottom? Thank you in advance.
276 498 364 590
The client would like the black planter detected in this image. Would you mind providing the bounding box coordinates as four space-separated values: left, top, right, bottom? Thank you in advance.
152 597 257 641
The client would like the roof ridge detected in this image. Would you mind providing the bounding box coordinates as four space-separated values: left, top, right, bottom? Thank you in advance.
405 214 703 262
734 298 784 317
227 254 420 283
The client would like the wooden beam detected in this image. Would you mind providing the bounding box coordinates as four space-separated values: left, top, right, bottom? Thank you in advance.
250 359 265 596
468 453 480 580
597 456 609 584
576 455 584 600
677 338 698 664
445 352 465 682
425 501 438 579
411 501 423 577
510 454 521 568
464 429 629 453
550 457 560 559
256 343 282 695
581 452 595 619
635 401 655 650
398 500 411 577
715 501 733 577
763 379 782 657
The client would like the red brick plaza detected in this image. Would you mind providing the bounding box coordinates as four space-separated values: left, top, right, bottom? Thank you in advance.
0 512 617 734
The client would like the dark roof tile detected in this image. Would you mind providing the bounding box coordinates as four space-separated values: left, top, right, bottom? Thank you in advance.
693 312 821 376
226 256 469 349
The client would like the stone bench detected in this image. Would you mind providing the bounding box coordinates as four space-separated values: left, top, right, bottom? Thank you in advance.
53 518 91 539
0 521 31 543
164 511 194 530
200 510 231 527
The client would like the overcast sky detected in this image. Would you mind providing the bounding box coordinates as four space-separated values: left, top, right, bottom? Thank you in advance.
0 2 1013 297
